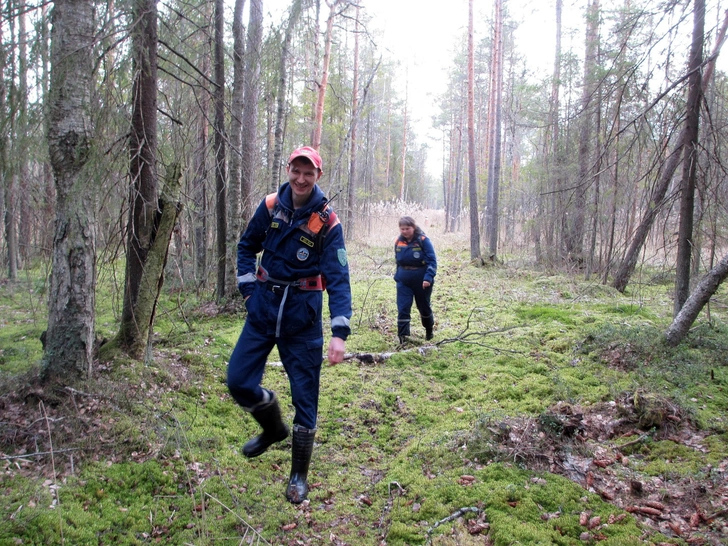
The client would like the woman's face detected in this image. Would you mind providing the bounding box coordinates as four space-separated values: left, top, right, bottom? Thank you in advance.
399 224 415 241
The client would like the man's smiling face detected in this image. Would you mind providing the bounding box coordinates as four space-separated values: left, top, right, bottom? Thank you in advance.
287 157 321 203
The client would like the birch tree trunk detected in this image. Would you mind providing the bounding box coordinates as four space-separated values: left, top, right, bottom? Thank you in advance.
43 0 96 380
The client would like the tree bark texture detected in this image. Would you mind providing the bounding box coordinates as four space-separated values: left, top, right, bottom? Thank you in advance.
226 0 247 296
2 11 18 280
485 0 503 260
118 0 160 353
565 0 599 265
467 0 480 260
119 166 183 359
214 0 227 301
44 0 96 380
673 0 705 316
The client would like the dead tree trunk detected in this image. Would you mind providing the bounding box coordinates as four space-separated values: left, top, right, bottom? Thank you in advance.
115 166 183 360
665 252 728 346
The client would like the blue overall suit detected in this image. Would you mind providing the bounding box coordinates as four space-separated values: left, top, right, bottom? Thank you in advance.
227 182 352 430
394 233 437 340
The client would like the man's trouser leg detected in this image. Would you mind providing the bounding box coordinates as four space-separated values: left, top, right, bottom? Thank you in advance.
278 329 322 502
228 320 288 457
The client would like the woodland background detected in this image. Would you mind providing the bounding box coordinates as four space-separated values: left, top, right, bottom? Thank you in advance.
2 0 728 543
1 0 728 374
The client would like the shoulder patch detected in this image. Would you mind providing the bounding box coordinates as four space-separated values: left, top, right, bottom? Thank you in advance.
337 248 348 267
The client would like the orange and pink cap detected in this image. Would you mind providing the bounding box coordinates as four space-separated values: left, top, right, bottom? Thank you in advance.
288 146 323 172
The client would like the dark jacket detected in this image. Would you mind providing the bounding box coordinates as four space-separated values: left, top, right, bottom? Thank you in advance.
394 233 437 285
236 182 352 340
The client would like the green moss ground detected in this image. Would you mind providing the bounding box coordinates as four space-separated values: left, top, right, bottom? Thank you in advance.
1 240 727 545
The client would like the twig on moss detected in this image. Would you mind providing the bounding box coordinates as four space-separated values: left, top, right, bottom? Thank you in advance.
0 448 80 461
425 506 482 540
203 493 272 545
615 432 651 451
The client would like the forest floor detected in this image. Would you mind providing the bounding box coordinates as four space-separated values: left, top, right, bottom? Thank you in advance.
1 230 728 545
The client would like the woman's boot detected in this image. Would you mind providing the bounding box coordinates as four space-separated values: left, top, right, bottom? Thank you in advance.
422 313 435 340
285 425 316 503
242 390 289 458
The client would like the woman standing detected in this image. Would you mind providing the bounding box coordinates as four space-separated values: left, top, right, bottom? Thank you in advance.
394 216 437 343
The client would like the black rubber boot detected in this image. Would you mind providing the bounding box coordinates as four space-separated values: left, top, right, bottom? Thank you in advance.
422 314 435 340
285 425 316 504
242 390 289 458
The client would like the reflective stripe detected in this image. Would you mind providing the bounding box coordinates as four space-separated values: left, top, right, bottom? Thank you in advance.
275 285 290 338
331 316 350 329
242 388 272 412
237 273 256 284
